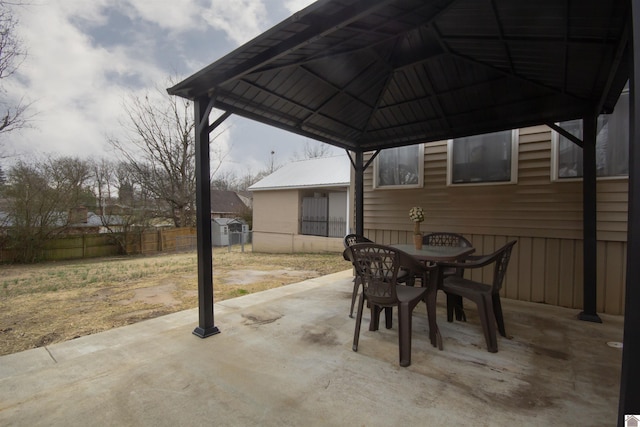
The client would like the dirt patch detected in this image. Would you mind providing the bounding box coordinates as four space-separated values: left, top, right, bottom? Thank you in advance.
119 282 181 306
225 269 318 285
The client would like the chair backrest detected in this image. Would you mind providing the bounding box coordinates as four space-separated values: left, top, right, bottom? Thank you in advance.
343 234 374 261
344 233 373 248
347 243 401 305
490 240 517 292
423 232 472 248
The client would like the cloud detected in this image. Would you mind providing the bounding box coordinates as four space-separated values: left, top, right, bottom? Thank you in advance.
1 0 319 175
5 2 167 159
284 0 316 14
200 0 268 45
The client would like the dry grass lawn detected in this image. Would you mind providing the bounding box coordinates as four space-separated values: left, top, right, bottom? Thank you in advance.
0 247 349 356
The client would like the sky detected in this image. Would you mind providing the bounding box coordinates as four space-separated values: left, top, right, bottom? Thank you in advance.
2 0 341 177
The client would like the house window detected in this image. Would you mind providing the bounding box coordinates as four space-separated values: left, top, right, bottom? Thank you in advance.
373 144 424 189
447 130 518 185
551 90 629 180
300 192 347 238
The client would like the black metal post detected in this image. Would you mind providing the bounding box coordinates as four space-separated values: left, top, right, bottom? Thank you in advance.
618 0 640 420
354 151 364 236
193 96 220 338
578 110 602 323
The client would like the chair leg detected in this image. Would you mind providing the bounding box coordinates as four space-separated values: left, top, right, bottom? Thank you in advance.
385 307 393 329
454 296 466 322
477 295 498 353
445 294 467 323
398 303 412 367
426 272 442 350
446 293 455 323
352 293 366 351
492 292 506 337
369 305 381 331
349 277 360 318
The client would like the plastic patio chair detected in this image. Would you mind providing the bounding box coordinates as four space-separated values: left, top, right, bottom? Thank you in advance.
343 234 415 317
347 242 436 367
343 234 374 317
422 232 473 321
438 240 517 352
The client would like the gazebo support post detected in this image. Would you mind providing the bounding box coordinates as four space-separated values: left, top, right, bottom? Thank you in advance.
347 149 380 236
618 0 640 419
578 110 602 323
354 151 364 236
192 96 228 338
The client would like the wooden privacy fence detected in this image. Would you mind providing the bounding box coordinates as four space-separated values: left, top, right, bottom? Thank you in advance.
0 228 197 263
125 227 197 255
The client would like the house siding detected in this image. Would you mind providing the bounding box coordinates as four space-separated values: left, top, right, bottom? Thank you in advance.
252 190 299 252
360 126 628 314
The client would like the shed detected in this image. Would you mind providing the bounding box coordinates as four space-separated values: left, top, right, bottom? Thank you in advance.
211 217 249 247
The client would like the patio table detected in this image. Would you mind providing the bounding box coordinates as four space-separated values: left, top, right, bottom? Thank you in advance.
391 244 475 263
391 244 476 350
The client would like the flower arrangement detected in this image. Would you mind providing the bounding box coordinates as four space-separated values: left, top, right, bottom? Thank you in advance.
409 206 424 223
409 206 424 236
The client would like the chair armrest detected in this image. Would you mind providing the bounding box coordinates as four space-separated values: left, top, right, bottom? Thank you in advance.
342 248 353 262
439 253 495 270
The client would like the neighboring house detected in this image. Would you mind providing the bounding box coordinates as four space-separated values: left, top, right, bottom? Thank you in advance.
211 217 249 247
210 190 249 219
66 206 125 234
236 190 253 209
360 92 629 315
0 206 124 235
249 154 350 253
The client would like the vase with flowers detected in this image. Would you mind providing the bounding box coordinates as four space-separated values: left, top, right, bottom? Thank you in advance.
409 206 425 249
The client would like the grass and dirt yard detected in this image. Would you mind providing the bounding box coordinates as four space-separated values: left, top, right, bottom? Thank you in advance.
0 247 349 356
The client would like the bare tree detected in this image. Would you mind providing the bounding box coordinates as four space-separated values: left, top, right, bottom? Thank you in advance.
291 140 335 161
112 161 159 226
0 156 121 261
110 84 228 227
45 156 95 209
87 158 146 253
91 158 117 210
0 1 30 141
211 169 238 191
1 160 66 261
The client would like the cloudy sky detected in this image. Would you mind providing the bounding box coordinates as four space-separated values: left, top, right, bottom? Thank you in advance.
3 0 340 176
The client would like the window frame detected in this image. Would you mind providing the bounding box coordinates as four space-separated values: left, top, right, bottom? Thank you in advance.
446 129 519 186
373 143 425 190
550 89 630 182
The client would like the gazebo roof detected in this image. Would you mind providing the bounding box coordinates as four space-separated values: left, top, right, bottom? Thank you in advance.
168 0 630 152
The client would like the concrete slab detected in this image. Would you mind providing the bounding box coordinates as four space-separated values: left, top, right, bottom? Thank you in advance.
0 270 623 426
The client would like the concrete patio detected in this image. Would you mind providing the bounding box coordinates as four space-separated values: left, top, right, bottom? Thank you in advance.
0 270 623 426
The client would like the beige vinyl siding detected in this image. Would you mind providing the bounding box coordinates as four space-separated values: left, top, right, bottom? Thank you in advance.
360 125 628 314
252 190 300 234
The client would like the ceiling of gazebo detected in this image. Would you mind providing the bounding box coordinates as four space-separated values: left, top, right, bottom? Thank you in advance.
168 0 630 152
